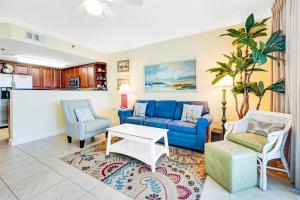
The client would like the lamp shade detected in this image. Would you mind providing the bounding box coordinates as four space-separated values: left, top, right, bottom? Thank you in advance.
119 84 130 93
215 76 233 88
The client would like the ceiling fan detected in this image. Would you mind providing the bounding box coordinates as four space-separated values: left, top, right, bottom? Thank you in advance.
82 0 143 17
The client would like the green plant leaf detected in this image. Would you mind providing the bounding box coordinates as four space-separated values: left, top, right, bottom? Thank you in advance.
245 14 255 33
240 38 257 49
258 53 267 65
268 79 285 93
246 68 267 72
211 74 227 85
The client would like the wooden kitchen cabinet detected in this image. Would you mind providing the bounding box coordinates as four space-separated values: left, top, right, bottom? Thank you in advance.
53 69 61 88
87 65 95 88
42 68 53 88
31 67 43 88
14 65 30 75
33 62 107 89
80 67 88 88
74 67 80 77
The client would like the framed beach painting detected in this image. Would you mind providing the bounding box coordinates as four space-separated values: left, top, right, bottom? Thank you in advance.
144 59 197 91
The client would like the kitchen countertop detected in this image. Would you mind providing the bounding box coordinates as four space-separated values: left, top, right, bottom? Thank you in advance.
12 88 107 91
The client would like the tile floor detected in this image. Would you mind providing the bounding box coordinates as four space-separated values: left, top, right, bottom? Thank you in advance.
0 129 299 200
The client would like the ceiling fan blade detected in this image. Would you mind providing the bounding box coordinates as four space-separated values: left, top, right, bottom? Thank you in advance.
102 3 121 24
104 0 143 7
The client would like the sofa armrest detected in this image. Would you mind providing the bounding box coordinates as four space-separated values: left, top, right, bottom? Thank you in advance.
94 116 111 127
118 109 134 124
197 114 213 128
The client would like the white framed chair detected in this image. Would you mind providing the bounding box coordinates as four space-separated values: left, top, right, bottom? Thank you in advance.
224 110 292 191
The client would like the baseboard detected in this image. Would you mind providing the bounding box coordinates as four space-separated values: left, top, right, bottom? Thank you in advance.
10 128 66 146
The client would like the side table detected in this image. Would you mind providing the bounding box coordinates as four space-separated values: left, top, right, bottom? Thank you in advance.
210 128 224 142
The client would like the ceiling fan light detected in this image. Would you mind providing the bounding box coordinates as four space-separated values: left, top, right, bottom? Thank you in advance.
85 0 103 16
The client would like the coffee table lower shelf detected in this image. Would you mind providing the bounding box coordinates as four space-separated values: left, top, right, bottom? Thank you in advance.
107 139 167 172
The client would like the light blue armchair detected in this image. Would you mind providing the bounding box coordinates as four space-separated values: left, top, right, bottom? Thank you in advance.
61 99 111 148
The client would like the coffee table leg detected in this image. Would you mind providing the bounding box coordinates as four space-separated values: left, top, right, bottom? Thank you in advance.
164 133 169 156
151 143 156 172
106 132 111 156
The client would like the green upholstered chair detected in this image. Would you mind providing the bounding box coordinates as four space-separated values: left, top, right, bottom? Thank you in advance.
224 110 292 191
205 141 257 193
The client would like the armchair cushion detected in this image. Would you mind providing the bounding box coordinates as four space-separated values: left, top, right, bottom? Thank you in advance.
85 119 110 133
168 120 196 135
74 107 94 122
227 132 268 152
247 118 285 137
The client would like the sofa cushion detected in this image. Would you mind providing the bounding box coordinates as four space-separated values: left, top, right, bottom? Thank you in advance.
227 132 268 152
155 100 177 119
174 101 209 120
168 120 196 135
136 100 156 117
124 116 145 125
85 119 110 133
144 117 173 129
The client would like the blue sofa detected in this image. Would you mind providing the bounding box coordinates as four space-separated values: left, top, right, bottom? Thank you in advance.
118 100 213 151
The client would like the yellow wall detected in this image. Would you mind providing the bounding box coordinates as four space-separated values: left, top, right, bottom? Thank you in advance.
107 23 272 126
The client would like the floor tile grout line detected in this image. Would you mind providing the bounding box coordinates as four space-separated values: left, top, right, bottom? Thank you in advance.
0 176 20 200
15 143 103 199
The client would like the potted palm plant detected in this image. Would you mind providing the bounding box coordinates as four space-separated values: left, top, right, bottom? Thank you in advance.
207 13 285 119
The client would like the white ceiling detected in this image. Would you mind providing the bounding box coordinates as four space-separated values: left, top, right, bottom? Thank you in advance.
0 39 95 68
0 0 274 53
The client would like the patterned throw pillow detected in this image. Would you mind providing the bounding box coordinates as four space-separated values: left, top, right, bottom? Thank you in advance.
181 104 203 123
133 102 147 117
247 118 285 137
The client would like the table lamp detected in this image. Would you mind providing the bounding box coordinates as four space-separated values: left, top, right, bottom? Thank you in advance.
119 84 130 108
215 75 233 136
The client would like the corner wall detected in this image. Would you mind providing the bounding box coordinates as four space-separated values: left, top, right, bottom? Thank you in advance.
107 24 272 126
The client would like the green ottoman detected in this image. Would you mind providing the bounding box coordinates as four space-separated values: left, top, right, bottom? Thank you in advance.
205 141 257 193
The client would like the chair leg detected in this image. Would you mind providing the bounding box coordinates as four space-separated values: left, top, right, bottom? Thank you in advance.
67 136 72 143
105 131 108 138
281 152 291 178
80 140 85 148
260 158 268 191
91 137 95 141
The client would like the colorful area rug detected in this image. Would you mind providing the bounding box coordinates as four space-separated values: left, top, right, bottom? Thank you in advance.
61 140 206 200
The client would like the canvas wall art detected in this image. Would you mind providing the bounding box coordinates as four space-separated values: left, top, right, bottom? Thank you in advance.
144 59 196 91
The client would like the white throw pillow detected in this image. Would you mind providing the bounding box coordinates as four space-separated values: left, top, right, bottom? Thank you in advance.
133 102 147 117
74 107 95 122
181 104 203 123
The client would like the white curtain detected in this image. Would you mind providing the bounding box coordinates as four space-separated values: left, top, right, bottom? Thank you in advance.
271 0 286 113
285 0 300 188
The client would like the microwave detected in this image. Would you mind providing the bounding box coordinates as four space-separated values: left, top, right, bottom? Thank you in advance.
68 77 80 88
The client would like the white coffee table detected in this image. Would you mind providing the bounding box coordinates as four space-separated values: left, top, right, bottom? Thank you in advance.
106 123 169 172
